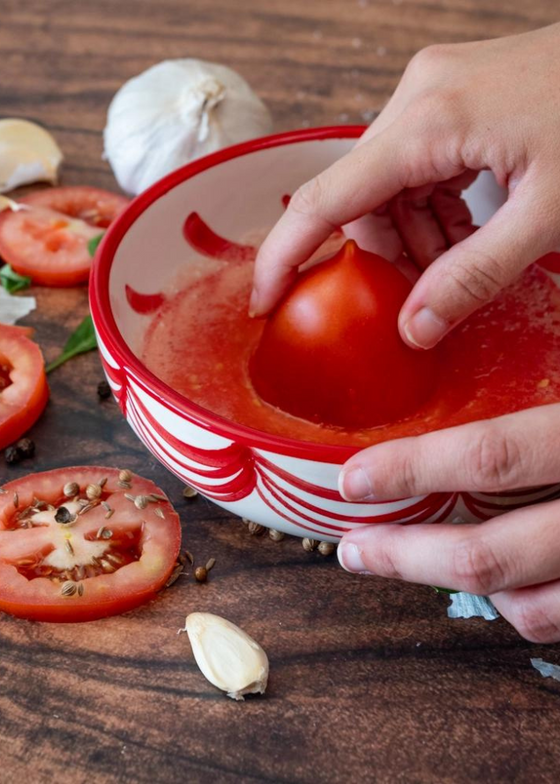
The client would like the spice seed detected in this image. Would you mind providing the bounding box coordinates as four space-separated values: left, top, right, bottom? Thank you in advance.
98 477 108 488
101 501 111 512
65 540 75 555
63 482 79 498
105 509 115 520
13 492 19 508
101 528 113 540
86 483 102 500
247 521 265 536
118 480 132 490
165 564 185 588
0 487 7 494
302 538 319 552
118 469 132 483
124 493 136 503
61 581 77 597
154 507 165 519
194 566 208 583
78 503 95 516
183 485 198 499
318 541 336 557
134 495 149 510
149 493 167 502
205 558 216 572
184 550 194 565
77 583 85 597
269 529 285 542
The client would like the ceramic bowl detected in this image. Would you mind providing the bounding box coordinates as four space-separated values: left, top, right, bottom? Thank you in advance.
89 127 560 542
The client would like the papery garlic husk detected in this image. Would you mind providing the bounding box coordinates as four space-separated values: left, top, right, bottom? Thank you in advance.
184 612 269 700
103 59 273 195
0 119 63 192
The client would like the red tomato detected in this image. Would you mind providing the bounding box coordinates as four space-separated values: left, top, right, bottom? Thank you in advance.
0 186 129 286
0 324 48 449
537 252 560 274
0 467 182 622
250 240 439 429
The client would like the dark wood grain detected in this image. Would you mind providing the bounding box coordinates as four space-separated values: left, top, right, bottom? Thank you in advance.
2 1 560 782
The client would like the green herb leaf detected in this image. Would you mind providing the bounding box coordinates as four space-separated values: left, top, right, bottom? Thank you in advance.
46 314 98 373
431 586 459 595
0 263 31 294
87 234 105 258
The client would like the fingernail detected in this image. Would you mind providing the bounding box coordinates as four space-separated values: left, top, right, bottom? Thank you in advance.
339 466 375 501
403 307 448 349
337 542 372 574
248 287 259 318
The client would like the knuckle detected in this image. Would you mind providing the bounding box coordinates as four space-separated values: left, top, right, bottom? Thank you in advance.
449 251 507 306
373 540 405 582
466 427 523 491
451 537 507 595
406 45 452 81
290 177 329 221
511 597 560 644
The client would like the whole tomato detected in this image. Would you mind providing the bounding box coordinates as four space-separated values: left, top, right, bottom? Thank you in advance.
250 240 440 429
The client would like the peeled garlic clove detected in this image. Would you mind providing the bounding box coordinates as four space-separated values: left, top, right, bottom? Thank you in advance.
103 59 273 195
0 119 63 193
184 612 269 700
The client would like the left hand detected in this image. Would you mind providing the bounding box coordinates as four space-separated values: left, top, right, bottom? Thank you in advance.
337 403 560 643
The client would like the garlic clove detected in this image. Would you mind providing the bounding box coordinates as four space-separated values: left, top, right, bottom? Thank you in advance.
0 119 63 193
184 612 269 700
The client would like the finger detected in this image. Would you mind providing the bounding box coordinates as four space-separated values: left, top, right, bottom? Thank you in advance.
339 403 560 502
337 497 560 596
491 582 560 644
399 177 560 349
430 171 477 245
251 117 462 316
390 194 449 270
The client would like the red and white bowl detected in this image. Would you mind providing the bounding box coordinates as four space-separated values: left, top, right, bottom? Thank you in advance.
89 127 560 542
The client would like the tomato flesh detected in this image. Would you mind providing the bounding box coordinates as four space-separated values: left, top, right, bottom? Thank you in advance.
0 467 182 622
0 324 48 449
250 240 439 428
0 186 129 286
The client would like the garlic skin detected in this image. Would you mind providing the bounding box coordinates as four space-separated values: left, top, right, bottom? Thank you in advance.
184 612 269 700
104 59 273 195
0 119 63 193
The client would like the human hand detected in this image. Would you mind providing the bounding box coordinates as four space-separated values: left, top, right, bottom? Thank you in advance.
337 403 560 643
251 24 560 349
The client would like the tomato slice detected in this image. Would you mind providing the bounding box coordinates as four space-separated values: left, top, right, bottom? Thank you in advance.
0 186 129 286
0 467 182 622
0 324 48 449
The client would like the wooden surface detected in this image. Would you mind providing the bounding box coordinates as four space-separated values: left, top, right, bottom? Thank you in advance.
2 1 560 782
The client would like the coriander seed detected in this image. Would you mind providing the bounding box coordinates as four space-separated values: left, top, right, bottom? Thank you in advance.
86 483 102 500
63 481 79 498
302 537 318 552
318 541 336 557
268 529 285 542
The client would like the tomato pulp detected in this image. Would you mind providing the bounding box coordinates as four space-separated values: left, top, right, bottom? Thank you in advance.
0 186 129 286
250 240 439 428
0 467 182 622
0 324 48 450
142 238 560 447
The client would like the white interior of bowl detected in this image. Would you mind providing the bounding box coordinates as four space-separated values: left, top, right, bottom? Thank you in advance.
109 135 506 356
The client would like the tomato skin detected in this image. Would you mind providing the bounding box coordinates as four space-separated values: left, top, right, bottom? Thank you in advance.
0 467 182 622
0 324 48 449
0 186 129 286
538 253 560 274
250 240 439 429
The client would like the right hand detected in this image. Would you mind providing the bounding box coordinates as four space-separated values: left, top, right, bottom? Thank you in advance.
251 23 560 350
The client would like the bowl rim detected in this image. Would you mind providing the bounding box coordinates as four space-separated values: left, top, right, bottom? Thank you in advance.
90 125 371 464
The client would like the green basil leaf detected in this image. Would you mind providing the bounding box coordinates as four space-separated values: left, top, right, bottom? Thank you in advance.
46 314 98 373
87 234 105 258
0 263 31 294
431 586 459 595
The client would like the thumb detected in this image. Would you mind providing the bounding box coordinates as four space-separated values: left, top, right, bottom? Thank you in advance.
399 180 560 349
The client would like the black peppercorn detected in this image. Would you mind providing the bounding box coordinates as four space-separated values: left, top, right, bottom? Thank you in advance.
97 380 111 400
16 437 35 459
4 445 22 465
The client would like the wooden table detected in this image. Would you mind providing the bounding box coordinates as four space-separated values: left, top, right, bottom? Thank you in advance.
2 1 560 782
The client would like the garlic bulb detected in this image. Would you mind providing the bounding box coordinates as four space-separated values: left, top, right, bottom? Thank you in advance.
104 59 273 195
183 612 269 700
0 119 63 193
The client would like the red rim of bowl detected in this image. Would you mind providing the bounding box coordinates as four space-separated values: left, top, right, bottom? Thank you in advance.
90 125 367 464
